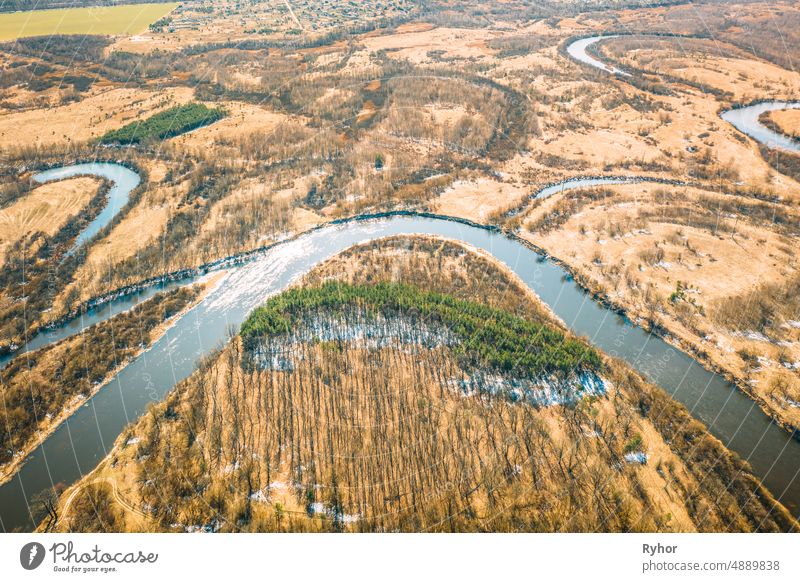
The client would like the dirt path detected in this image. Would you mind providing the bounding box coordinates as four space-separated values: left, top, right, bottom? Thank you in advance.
60 477 148 522
283 0 304 31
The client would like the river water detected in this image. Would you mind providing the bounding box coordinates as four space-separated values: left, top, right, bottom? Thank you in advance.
1 209 799 531
536 176 651 199
1 35 796 535
565 36 800 154
721 102 800 153
0 280 190 372
33 163 140 256
566 35 631 76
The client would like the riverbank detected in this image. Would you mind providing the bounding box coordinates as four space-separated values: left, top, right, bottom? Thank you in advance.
4 213 800 532
7 208 799 442
516 226 800 440
0 271 226 487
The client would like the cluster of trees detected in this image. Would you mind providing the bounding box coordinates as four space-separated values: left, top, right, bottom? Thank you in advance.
149 15 173 33
241 281 603 379
218 121 343 166
62 482 124 533
191 186 294 259
0 172 31 209
759 145 800 185
0 0 173 12
99 103 226 145
380 75 506 154
3 34 110 65
0 286 200 467
189 54 535 223
681 147 740 183
301 235 558 321
0 25 536 304
713 273 800 337
487 34 553 58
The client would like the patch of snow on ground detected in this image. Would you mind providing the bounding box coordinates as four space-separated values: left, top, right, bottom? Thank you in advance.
252 313 459 370
307 502 360 524
250 489 269 503
624 452 648 464
733 330 771 342
449 371 608 407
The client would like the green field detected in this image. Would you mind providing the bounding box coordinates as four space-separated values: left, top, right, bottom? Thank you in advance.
0 3 178 41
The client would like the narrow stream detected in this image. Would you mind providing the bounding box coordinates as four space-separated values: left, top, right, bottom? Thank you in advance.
721 102 800 153
566 35 630 76
33 162 140 256
0 279 194 371
535 176 659 199
566 36 800 152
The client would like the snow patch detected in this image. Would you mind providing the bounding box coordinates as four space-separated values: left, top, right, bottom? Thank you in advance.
624 452 648 465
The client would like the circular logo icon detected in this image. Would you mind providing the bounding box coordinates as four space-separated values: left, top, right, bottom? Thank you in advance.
20 542 46 570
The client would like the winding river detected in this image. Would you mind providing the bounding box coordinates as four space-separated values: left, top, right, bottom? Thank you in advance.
566 35 631 76
534 176 680 200
33 163 141 256
722 102 800 153
566 35 800 152
2 152 800 533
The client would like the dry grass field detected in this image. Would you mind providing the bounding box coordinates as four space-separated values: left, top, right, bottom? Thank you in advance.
168 101 288 150
0 177 101 261
520 181 800 430
431 176 527 222
2 0 798 406
1 2 798 354
768 109 800 140
0 87 194 149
